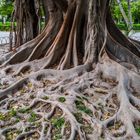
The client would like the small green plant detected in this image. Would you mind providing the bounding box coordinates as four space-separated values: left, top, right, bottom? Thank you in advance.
58 97 66 103
5 130 21 140
51 117 65 140
43 96 49 100
0 112 5 120
136 127 140 136
9 108 17 117
28 112 37 122
20 88 26 94
18 108 30 113
51 117 65 129
53 134 62 140
75 100 93 116
27 82 32 88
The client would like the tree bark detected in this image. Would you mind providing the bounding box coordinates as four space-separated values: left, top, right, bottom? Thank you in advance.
0 0 140 139
11 0 39 48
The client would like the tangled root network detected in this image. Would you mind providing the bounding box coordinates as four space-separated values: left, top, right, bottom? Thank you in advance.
0 50 140 140
0 0 140 139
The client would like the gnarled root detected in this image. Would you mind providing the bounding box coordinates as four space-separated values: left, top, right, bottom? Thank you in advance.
0 56 140 139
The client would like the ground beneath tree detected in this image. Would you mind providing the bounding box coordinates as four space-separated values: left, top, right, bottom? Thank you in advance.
0 46 140 140
0 44 9 58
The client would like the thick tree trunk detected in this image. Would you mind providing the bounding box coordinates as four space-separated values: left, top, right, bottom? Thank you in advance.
11 0 39 48
0 0 140 139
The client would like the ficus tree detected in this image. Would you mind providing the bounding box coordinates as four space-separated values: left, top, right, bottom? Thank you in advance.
0 0 140 139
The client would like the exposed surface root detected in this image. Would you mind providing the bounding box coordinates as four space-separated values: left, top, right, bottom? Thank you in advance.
0 0 140 139
0 56 140 140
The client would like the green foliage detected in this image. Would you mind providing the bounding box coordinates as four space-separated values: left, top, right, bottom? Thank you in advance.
18 108 29 113
0 0 13 17
75 100 93 116
8 108 17 117
5 129 21 140
28 112 37 122
0 112 5 120
0 22 11 26
131 0 140 23
136 127 140 136
132 24 140 30
117 23 140 30
0 108 17 121
51 117 65 129
58 97 66 103
51 117 65 140
117 23 128 30
42 96 49 100
0 22 11 31
111 0 140 25
111 0 128 23
74 112 94 134
53 134 62 140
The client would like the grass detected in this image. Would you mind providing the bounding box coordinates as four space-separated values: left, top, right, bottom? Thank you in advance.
75 100 93 116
